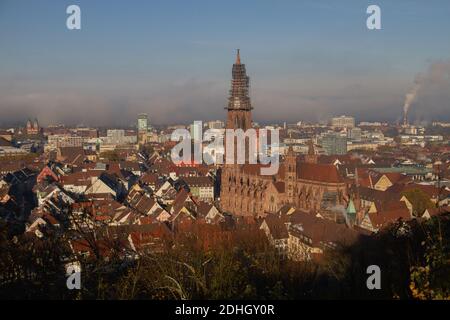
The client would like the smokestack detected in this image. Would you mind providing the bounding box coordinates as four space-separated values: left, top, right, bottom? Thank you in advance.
403 108 408 126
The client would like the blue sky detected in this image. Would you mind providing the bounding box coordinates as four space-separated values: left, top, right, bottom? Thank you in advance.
1 0 450 126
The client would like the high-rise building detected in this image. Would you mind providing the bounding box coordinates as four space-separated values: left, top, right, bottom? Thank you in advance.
320 132 347 155
47 134 84 149
331 115 355 129
137 113 148 145
190 121 203 142
347 127 362 141
106 129 137 145
207 120 224 130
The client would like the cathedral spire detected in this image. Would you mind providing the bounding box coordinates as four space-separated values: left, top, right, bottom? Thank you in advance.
226 50 253 130
236 49 241 65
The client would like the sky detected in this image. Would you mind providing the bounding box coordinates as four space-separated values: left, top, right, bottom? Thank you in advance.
1 0 450 127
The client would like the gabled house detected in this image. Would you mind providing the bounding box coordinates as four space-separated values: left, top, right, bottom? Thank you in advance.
26 212 61 238
127 223 172 253
154 180 179 204
140 172 159 191
168 189 198 232
85 172 126 201
422 206 450 220
373 172 411 191
260 213 289 258
36 165 60 184
358 202 411 233
60 170 102 194
181 176 215 203
287 210 359 261
34 183 75 208
200 203 224 224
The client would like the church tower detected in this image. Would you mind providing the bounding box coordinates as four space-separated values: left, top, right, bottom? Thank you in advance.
226 49 253 130
305 139 318 164
286 146 297 203
221 50 255 215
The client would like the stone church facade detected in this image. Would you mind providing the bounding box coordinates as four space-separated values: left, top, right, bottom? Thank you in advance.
220 51 347 217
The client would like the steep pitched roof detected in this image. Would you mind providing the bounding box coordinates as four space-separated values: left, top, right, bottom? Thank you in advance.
288 210 359 247
182 176 214 187
273 181 285 193
140 172 159 185
367 207 411 230
388 183 449 199
381 172 411 185
262 213 289 240
297 163 344 183
98 172 122 192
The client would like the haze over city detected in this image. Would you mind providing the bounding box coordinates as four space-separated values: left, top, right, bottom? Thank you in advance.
2 0 450 305
1 0 450 127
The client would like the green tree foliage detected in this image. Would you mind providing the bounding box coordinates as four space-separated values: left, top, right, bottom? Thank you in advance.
409 219 450 299
401 188 434 217
0 214 449 300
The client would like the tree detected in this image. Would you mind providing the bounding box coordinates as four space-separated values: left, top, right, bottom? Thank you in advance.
409 218 450 300
402 188 434 217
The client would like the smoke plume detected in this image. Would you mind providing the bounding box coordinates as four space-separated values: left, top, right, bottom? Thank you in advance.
402 60 450 124
403 79 421 117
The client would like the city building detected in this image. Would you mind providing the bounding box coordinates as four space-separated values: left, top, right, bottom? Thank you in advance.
105 129 137 145
320 132 347 155
26 118 40 135
182 176 215 203
347 127 362 141
207 120 225 130
137 113 148 145
331 115 355 129
190 121 203 142
0 146 29 157
0 130 13 142
47 134 84 149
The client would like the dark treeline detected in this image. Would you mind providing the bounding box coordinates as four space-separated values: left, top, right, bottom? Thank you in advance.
0 214 449 300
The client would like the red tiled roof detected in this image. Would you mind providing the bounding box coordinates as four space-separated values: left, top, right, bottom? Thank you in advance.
182 176 213 187
140 172 158 185
388 183 449 199
288 210 359 246
61 171 101 186
380 172 411 185
297 163 344 183
367 207 411 229
424 206 450 217
273 181 285 193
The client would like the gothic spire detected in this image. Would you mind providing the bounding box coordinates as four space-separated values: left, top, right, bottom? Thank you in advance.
226 50 252 111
